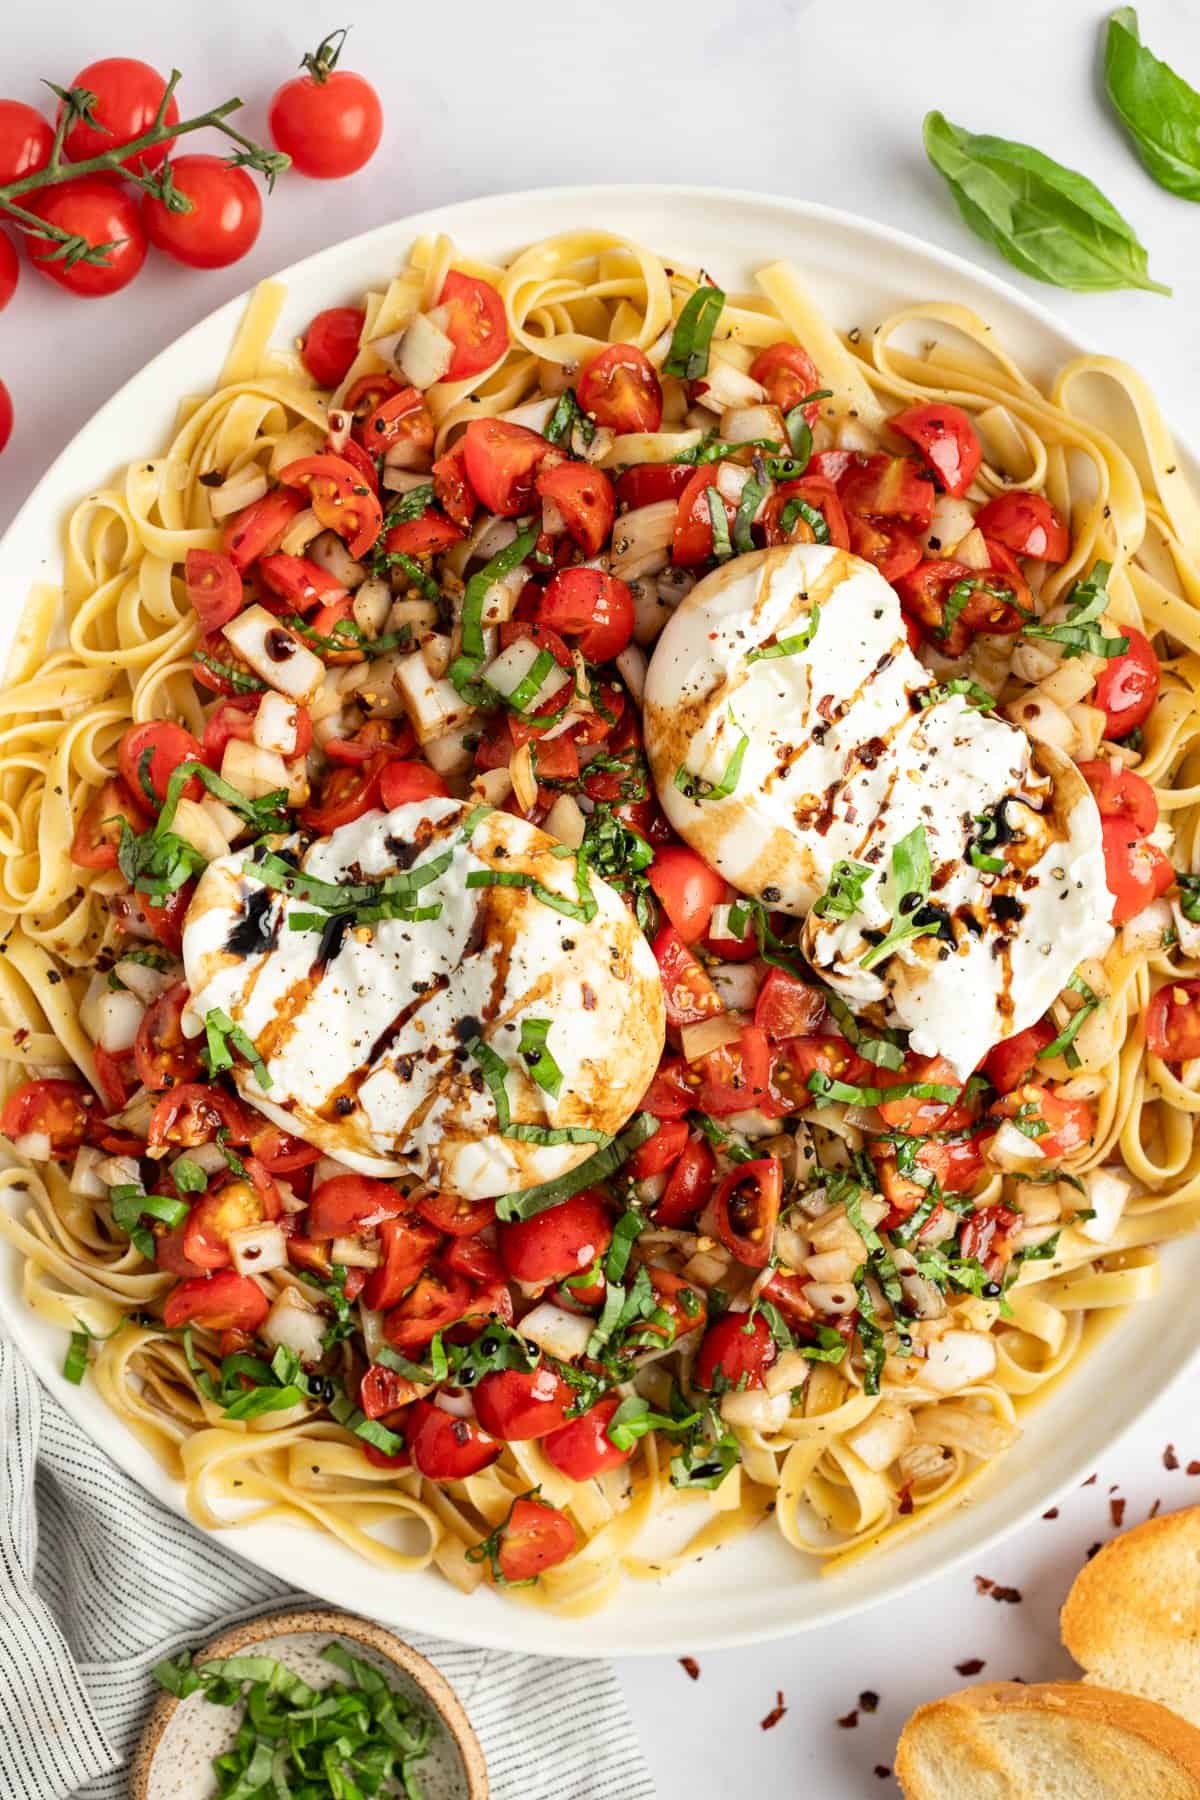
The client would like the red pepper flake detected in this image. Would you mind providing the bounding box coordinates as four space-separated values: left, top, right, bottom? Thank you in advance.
1110 1497 1126 1528
897 1482 914 1516
956 1658 986 1676
1042 1507 1059 1520
859 1690 879 1713
1164 1443 1179 1470
836 1709 858 1730
761 1691 786 1731
679 1656 700 1681
1188 1461 1200 1477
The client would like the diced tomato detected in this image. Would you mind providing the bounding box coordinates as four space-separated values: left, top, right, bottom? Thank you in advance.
531 734 579 782
498 1188 613 1284
694 1311 776 1391
655 1136 715 1229
761 475 849 551
982 1020 1056 1094
846 514 923 584
361 1441 411 1471
1100 817 1174 924
615 463 694 510
991 1082 1093 1161
155 1220 207 1279
462 418 554 516
536 461 615 557
201 696 259 766
183 1170 277 1271
889 403 981 498
672 467 738 566
694 1023 776 1117
974 491 1070 562
362 1214 441 1310
441 1236 504 1289
537 566 634 662
222 488 305 571
192 631 259 698
958 1203 1019 1279
118 721 203 808
412 1190 494 1238
749 341 823 422
358 387 434 461
438 270 509 381
807 450 855 485
258 551 346 614
703 905 759 963
713 1158 782 1267
300 305 365 388
127 885 194 957
248 1124 320 1174
577 343 663 433
494 1496 576 1582
431 443 476 529
360 1363 419 1420
753 967 826 1042
761 1265 815 1326
133 981 203 1092
147 1082 252 1151
163 1269 268 1332
896 558 1028 656
406 1399 500 1479
543 1395 631 1479
1093 629 1160 739
308 1174 408 1239
645 1267 707 1344
93 1045 136 1113
324 718 413 764
343 372 401 419
299 762 383 833
1146 978 1200 1062
876 1054 964 1134
654 925 724 1029
71 778 149 869
334 434 381 496
638 1055 694 1120
1 1078 94 1159
185 548 243 631
277 454 383 559
473 1365 574 1441
769 1035 870 1109
838 454 936 530
921 1128 989 1197
383 1268 472 1352
1078 760 1158 837
382 512 463 557
378 761 449 809
628 1118 689 1179
647 846 727 944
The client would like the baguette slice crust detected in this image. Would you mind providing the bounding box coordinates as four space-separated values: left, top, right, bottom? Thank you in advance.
896 1681 1200 1799
1061 1504 1200 1727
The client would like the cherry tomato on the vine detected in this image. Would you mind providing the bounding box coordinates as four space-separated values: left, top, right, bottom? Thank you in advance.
142 156 262 269
61 58 179 172
27 176 147 298
0 378 11 455
268 30 383 180
0 232 18 312
0 100 54 187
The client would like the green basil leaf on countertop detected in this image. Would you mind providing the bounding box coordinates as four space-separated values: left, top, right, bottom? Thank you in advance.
1105 7 1200 202
922 109 1170 295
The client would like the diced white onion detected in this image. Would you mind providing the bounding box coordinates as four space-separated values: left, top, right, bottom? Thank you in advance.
112 958 173 1005
714 460 751 505
920 1330 997 1394
498 397 558 432
392 652 475 745
844 1402 915 1471
395 311 455 388
252 691 301 757
1077 1166 1132 1242
483 637 570 708
708 962 761 1011
331 1234 382 1269
307 530 364 589
680 1013 739 1063
350 577 391 639
480 566 528 626
518 1302 594 1362
207 467 268 520
221 739 294 803
383 435 430 474
543 793 587 849
13 1131 51 1162
719 1388 792 1432
96 1154 142 1188
79 971 108 1042
1121 895 1174 954
471 767 513 807
98 989 145 1054
951 526 990 570
764 1348 812 1400
325 410 351 456
630 577 673 647
803 1247 859 1284
381 465 433 496
173 1140 228 1178
262 1290 325 1365
598 429 703 468
802 1281 858 1314
986 1119 1047 1172
421 633 452 678
1037 659 1096 708
695 355 765 413
610 501 675 580
615 642 647 704
69 1146 110 1199
422 723 476 777
1003 691 1078 757
279 507 324 556
719 403 787 445
223 606 325 704
170 796 232 862
229 1222 287 1277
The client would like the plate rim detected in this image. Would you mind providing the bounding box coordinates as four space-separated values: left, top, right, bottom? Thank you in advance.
2 180 1196 1658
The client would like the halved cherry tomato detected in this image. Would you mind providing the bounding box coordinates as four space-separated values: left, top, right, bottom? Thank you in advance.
922 1128 989 1198
1093 629 1161 739
749 341 823 422
713 1158 782 1267
889 403 981 498
192 632 260 698
473 1365 574 1441
648 846 727 944
201 696 259 767
133 981 203 1092
362 1214 442 1310
248 1124 321 1174
334 435 380 496
753 967 826 1043
543 1395 631 1480
615 463 693 510
846 514 923 584
183 1172 278 1271
1078 760 1157 837
974 491 1070 562
343 372 401 419
531 734 580 782
704 904 759 963
1 1078 94 1158
155 1220 207 1280
494 1496 576 1581
185 548 243 632
278 455 383 559
672 467 738 566
982 1020 1056 1094
462 419 553 516
1101 818 1174 924
258 552 346 614
360 1363 419 1420
577 343 663 433
119 722 203 808
383 1268 472 1352
308 1173 408 1239
654 925 724 1029
770 1036 871 1110
301 306 365 388
416 1191 495 1237
1146 978 1200 1062
382 512 463 557
638 1055 694 1120
128 885 194 958
93 1045 136 1113
299 762 383 833
438 271 509 381
375 761 447 810
407 1400 500 1479
71 778 149 869
431 444 476 529
694 1024 776 1118
645 1268 707 1344
694 1311 777 1390
325 718 413 765
761 1266 815 1326
992 1082 1093 1161
958 1203 1019 1279
876 1054 964 1134
838 454 936 530
536 462 615 556
163 1270 269 1333
655 1136 715 1229
537 566 634 662
223 488 305 571
761 475 849 551
498 1188 613 1285
628 1118 689 1179
147 1083 252 1152
359 386 434 459
896 558 1028 656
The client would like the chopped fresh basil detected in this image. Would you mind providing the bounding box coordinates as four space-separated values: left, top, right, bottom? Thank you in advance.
783 390 832 465
747 603 821 662
545 388 595 447
464 854 598 923
919 677 996 712
663 284 725 380
1024 561 1127 660
859 825 943 971
799 1322 849 1364
453 524 538 691
494 1112 660 1222
706 485 733 561
854 1276 888 1395
1178 871 1200 923
814 858 872 921
731 475 766 555
63 1330 89 1385
518 1017 563 1099
690 1109 754 1164
674 707 749 802
193 649 266 693
171 1157 209 1194
1039 969 1101 1068
673 435 781 466
808 1071 959 1109
606 1394 693 1452
202 1007 272 1091
780 495 830 543
383 482 434 526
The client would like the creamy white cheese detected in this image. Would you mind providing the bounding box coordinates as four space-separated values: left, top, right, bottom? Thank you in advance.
182 798 665 1198
643 544 1113 1076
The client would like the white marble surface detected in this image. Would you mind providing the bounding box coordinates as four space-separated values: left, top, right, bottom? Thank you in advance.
3 1 1200 1793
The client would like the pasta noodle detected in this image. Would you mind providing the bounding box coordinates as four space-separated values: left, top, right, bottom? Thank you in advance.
1 225 1198 1613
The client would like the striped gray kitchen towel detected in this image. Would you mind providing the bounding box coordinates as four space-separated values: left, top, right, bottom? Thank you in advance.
0 1338 655 1800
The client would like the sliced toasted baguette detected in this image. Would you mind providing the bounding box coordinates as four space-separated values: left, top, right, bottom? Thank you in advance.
1061 1504 1200 1726
896 1681 1200 1798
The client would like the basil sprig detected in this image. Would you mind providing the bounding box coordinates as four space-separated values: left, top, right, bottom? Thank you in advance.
663 285 726 379
1023 560 1128 660
1105 8 1200 202
923 109 1170 294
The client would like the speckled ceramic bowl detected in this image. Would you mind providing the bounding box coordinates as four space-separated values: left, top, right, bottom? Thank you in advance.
129 1608 488 1800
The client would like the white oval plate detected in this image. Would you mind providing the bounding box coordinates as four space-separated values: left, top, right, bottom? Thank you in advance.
2 185 1197 1658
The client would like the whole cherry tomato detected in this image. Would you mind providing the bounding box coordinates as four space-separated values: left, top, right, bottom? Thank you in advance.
27 176 147 298
142 156 262 269
61 58 179 172
0 231 18 312
301 305 365 387
268 30 383 179
0 100 54 186
0 377 11 455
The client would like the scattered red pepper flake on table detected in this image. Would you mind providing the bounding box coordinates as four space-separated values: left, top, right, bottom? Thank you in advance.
974 1575 994 1595
1188 1461 1200 1476
836 1708 858 1730
859 1690 879 1713
1149 1498 1162 1518
874 1768 892 1780
1042 1507 1059 1520
956 1658 986 1676
974 1576 1021 1603
1111 1497 1126 1528
1086 1542 1102 1560
1082 1473 1097 1486
1164 1443 1179 1470
679 1657 700 1681
760 1691 786 1731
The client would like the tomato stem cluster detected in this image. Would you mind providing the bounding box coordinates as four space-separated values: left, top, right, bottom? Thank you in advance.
0 68 289 268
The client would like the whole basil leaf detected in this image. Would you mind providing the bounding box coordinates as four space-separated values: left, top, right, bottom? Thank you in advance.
923 110 1170 295
1105 7 1200 202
